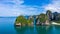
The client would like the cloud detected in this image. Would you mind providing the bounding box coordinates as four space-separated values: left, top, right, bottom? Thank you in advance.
0 0 41 16
1 0 60 16
44 0 60 13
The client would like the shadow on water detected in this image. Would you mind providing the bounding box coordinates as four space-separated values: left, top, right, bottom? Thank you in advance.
14 26 35 34
36 26 52 34
14 25 56 34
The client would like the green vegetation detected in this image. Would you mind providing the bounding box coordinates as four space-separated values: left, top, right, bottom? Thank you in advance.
15 16 26 23
54 20 60 23
15 16 33 26
38 13 48 23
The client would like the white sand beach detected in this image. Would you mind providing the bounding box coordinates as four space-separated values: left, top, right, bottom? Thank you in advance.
52 22 60 25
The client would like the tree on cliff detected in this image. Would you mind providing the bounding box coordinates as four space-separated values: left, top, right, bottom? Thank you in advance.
15 16 27 24
15 15 33 25
39 13 48 23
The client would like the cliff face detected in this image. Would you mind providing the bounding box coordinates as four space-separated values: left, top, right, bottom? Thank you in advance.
15 14 50 26
35 14 50 25
52 13 60 23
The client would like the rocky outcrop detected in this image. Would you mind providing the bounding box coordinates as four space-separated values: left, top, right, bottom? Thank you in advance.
15 16 34 26
45 20 50 25
15 23 21 26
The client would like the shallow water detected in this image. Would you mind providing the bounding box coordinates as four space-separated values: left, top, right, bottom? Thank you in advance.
0 17 60 34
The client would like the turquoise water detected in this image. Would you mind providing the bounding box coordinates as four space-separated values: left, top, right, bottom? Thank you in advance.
0 17 60 34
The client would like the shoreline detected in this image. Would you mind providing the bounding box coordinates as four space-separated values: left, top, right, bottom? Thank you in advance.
52 22 60 25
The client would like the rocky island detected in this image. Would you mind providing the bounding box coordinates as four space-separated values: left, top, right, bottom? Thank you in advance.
15 15 34 26
15 10 60 26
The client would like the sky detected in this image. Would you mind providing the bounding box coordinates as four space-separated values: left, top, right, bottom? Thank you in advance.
0 0 60 16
